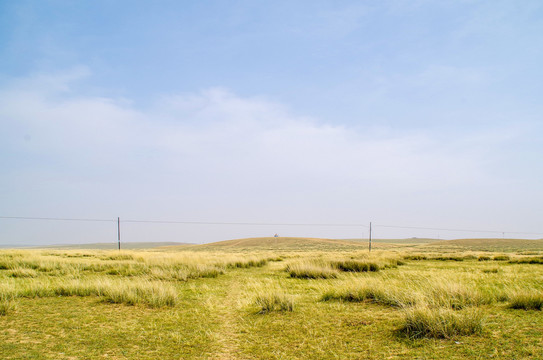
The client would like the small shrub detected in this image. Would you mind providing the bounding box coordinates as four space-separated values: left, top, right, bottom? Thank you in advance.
254 292 294 313
478 256 491 261
398 307 484 339
492 255 510 261
509 293 543 310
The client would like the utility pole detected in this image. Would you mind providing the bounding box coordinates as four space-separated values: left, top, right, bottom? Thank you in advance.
117 217 121 250
369 221 372 252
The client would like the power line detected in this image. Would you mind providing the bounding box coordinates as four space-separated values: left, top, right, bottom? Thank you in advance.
0 216 115 222
0 216 367 227
122 219 368 227
374 223 543 236
1 215 540 236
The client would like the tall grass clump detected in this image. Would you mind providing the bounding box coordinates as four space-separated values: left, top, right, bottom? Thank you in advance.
286 262 338 279
0 298 16 316
509 257 543 264
100 252 135 261
403 255 427 261
5 278 178 308
321 280 417 307
100 280 178 308
227 258 268 269
0 289 17 316
254 291 294 314
493 255 510 261
398 306 484 339
508 292 543 310
191 265 224 278
481 268 500 274
330 260 380 272
429 281 493 309
432 256 465 262
9 268 39 278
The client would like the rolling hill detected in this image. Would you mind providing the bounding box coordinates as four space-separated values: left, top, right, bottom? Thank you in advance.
188 237 370 250
28 242 193 250
426 238 543 251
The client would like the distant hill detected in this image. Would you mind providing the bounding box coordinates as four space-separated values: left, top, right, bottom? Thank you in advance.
341 238 439 244
186 237 369 250
426 238 543 251
160 237 443 251
26 242 192 250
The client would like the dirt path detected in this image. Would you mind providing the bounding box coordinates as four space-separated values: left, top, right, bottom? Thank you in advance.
208 270 247 360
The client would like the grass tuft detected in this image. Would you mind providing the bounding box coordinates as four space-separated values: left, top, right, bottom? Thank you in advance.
403 255 427 260
481 268 500 273
286 263 338 279
398 306 484 339
429 282 492 309
9 268 39 278
0 299 16 316
509 257 543 264
227 258 268 269
254 292 294 313
432 256 465 261
321 281 416 307
100 280 178 308
330 260 380 272
0 291 17 316
508 292 543 310
492 255 510 261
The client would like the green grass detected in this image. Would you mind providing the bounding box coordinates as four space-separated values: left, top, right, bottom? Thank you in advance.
1 245 542 358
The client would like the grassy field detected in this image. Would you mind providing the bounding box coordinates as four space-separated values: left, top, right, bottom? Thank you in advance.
1 237 542 359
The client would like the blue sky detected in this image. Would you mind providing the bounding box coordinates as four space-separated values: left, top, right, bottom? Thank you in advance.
1 0 542 244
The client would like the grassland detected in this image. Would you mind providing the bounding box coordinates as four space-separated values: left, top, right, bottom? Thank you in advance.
1 237 542 359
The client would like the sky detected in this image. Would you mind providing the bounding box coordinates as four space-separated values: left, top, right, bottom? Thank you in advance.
1 0 542 245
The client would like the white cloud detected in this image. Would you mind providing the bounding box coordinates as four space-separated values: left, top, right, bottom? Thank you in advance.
1 69 541 243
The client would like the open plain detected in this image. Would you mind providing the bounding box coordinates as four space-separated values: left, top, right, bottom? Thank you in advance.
1 237 542 359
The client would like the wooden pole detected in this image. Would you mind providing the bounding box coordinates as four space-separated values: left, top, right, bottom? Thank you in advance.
369 222 372 252
117 217 121 250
